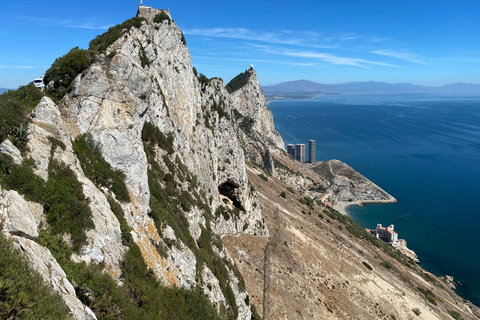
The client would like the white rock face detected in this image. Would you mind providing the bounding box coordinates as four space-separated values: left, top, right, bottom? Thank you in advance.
0 139 22 165
0 187 39 239
13 237 97 320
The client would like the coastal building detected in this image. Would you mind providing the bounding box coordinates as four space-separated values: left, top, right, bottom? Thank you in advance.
308 140 315 163
375 224 398 243
295 144 305 163
287 144 295 158
367 224 419 263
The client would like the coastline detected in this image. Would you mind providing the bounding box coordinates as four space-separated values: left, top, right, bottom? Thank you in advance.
333 198 397 216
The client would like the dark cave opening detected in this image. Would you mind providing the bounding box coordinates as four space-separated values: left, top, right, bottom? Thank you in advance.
218 180 245 211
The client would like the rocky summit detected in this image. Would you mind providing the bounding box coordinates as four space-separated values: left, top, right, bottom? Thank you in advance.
0 6 478 320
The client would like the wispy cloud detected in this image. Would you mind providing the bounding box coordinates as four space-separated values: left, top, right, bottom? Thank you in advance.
195 55 316 67
0 65 47 69
184 27 307 46
371 49 424 64
252 44 399 68
183 27 344 48
6 14 112 30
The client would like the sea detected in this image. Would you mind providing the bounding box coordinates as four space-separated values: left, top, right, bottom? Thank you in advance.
268 93 480 306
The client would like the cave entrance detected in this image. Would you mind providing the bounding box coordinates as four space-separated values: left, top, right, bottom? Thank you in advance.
218 180 245 211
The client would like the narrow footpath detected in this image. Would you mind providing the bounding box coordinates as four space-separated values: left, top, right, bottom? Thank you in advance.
262 208 280 320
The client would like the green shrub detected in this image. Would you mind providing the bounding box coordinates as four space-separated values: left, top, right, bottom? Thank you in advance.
107 196 133 246
139 42 149 68
89 17 145 55
44 47 91 101
44 17 145 102
412 308 421 316
153 11 171 24
258 174 268 182
0 233 70 319
0 83 42 150
226 70 251 93
280 191 286 198
362 261 373 271
417 287 437 305
0 157 46 203
47 136 66 156
448 310 463 320
44 159 94 252
380 261 393 270
73 133 130 202
286 187 295 194
422 272 438 285
142 122 174 155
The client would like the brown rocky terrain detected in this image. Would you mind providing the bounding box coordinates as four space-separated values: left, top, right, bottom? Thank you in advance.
224 151 479 319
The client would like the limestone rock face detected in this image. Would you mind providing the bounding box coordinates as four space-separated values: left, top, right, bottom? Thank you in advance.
13 236 97 320
0 187 39 239
0 140 22 165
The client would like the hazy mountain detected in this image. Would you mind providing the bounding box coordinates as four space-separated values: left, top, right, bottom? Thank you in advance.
263 80 480 95
0 88 9 94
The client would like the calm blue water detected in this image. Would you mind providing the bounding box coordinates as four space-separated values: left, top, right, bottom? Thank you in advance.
269 94 480 306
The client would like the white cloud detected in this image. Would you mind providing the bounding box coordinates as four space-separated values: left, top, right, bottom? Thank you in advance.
7 14 112 30
371 49 424 64
194 55 316 67
0 65 46 69
251 45 399 68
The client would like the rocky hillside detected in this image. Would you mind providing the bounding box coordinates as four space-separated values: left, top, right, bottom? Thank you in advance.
0 6 478 320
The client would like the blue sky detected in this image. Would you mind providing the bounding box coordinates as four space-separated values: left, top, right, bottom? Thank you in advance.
1 0 480 89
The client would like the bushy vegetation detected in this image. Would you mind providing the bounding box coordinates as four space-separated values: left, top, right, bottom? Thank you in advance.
107 195 133 246
362 261 373 270
0 233 70 319
299 196 314 209
226 70 251 93
45 159 95 251
380 261 393 270
0 146 94 252
258 174 268 182
73 133 130 202
89 17 145 56
448 310 463 320
280 191 286 198
0 83 43 152
0 156 46 203
412 308 421 316
44 47 91 100
417 287 438 305
153 12 171 24
44 17 145 102
142 121 174 155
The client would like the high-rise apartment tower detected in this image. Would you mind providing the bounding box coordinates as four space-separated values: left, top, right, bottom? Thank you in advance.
295 144 306 163
308 140 315 163
287 144 295 158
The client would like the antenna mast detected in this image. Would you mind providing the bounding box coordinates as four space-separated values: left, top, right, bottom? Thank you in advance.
140 0 143 5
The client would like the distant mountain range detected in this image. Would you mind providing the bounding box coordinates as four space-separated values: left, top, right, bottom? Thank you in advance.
0 88 9 94
262 80 480 95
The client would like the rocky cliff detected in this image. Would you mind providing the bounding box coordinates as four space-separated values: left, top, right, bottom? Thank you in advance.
0 6 478 320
